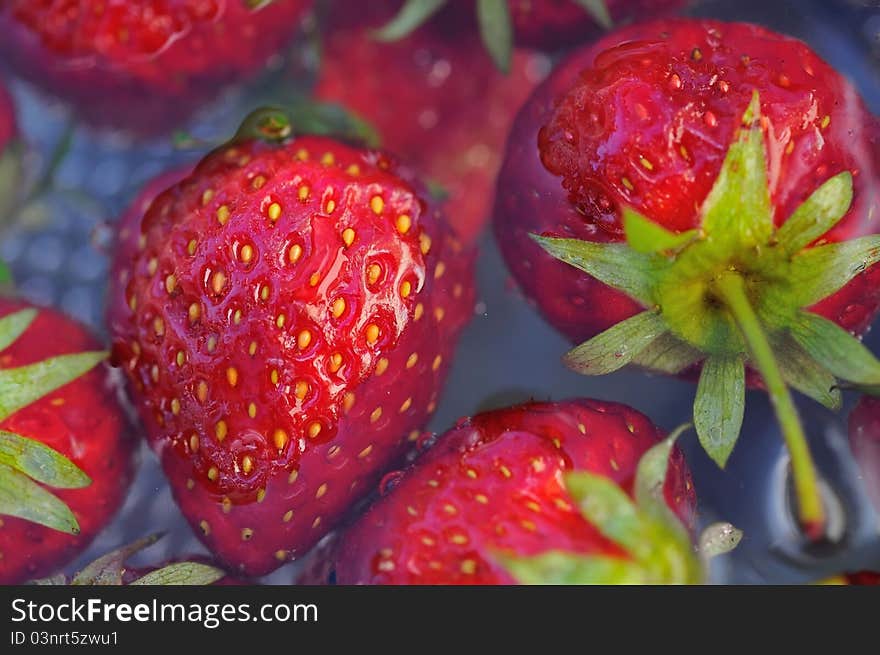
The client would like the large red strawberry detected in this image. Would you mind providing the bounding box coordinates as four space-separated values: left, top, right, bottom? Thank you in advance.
372 0 684 69
0 78 21 227
315 3 547 245
319 399 740 584
847 396 880 514
106 110 475 576
0 298 135 584
0 0 312 135
493 19 880 537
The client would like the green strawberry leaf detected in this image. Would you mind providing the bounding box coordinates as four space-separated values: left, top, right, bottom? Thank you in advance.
789 311 880 385
623 207 698 254
572 0 613 29
699 92 772 252
788 235 880 309
0 462 80 534
630 333 704 375
72 534 163 586
130 562 225 586
285 101 382 149
698 522 743 559
0 261 11 286
29 574 68 585
563 310 666 375
0 351 107 421
372 0 447 41
0 430 90 489
633 425 689 533
775 171 853 256
773 335 841 410
694 355 745 468
565 471 649 558
476 0 513 73
500 551 645 585
531 235 662 306
0 308 36 352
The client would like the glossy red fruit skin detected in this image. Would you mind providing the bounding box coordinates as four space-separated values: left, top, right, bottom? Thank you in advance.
331 399 694 585
848 396 880 514
0 0 312 135
494 19 880 346
106 136 475 576
0 299 135 585
316 8 546 246
844 571 880 585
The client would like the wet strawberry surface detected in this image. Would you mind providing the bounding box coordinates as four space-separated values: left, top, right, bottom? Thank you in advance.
0 0 878 582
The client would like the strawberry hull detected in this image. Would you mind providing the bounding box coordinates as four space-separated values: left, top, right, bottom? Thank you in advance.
0 1 312 136
0 300 135 584
494 19 880 349
107 136 475 576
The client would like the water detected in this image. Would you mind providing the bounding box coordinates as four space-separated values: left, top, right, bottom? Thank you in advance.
2 0 879 584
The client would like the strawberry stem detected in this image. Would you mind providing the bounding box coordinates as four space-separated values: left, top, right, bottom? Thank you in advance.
713 271 825 539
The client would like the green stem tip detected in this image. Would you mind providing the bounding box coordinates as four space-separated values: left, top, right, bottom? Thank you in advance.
713 271 825 539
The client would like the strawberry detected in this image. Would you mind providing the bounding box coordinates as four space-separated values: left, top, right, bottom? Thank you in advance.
106 110 476 576
0 298 135 584
842 571 880 585
315 4 547 245
0 0 312 135
35 534 233 585
320 399 740 584
847 396 880 514
372 0 684 70
493 19 880 537
0 78 21 228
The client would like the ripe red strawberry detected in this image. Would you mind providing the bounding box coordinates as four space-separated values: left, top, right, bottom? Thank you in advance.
847 396 880 514
0 0 312 135
106 111 476 576
842 571 880 585
323 399 706 584
493 19 880 536
0 298 135 584
0 78 21 226
372 1 684 69
315 6 547 245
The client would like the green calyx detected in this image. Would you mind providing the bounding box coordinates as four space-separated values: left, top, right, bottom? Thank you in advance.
0 308 106 535
501 427 741 584
32 534 226 586
233 104 381 149
373 0 612 73
534 91 878 537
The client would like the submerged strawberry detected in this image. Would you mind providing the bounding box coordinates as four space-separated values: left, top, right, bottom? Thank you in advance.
373 0 683 69
106 110 475 576
316 4 546 245
494 19 880 537
0 299 135 584
324 399 738 584
0 0 312 135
